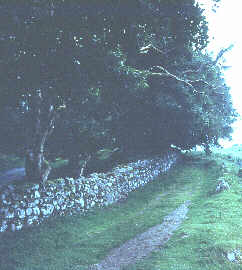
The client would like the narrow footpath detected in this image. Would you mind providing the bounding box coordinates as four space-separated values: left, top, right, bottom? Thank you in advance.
87 200 191 270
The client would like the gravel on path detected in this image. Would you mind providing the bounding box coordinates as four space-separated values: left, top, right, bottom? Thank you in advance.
87 200 191 270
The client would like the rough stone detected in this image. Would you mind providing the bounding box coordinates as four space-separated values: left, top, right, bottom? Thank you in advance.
34 190 41 198
0 221 8 232
238 169 242 178
32 206 40 216
215 179 230 193
227 251 236 262
26 208 33 216
0 152 179 233
16 208 26 219
6 210 14 219
15 222 23 231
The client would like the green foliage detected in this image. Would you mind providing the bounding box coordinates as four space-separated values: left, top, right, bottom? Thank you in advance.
96 148 119 161
0 0 237 167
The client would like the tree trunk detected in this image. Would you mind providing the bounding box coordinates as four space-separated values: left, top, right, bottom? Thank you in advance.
25 148 51 183
24 90 56 184
68 154 81 177
68 153 91 178
80 154 91 176
205 145 212 156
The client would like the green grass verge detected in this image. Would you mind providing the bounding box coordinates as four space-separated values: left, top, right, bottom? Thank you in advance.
212 144 242 164
0 150 241 270
125 152 242 270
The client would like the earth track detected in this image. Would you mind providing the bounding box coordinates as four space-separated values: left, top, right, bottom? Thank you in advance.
87 200 191 270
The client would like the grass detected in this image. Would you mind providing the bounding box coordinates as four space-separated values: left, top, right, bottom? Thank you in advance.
212 144 242 164
126 152 242 270
0 149 241 270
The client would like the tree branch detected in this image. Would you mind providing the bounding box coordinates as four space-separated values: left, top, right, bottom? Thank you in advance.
147 65 225 97
140 43 175 55
213 45 234 65
187 79 211 87
182 67 203 75
148 66 204 94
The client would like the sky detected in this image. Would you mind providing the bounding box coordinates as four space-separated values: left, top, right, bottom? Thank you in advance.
198 0 242 147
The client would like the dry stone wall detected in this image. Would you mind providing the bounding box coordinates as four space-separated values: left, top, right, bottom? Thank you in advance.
0 151 179 233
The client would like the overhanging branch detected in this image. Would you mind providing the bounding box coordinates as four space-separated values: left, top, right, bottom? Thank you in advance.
213 45 234 65
148 66 204 94
147 65 226 97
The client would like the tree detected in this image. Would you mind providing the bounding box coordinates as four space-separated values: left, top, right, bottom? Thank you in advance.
108 46 237 153
0 1 108 182
0 0 150 181
94 1 236 154
0 0 236 182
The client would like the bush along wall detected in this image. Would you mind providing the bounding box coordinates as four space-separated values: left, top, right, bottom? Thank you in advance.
0 151 179 233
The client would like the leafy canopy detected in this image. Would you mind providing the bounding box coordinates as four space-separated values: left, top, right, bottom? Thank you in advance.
0 0 237 162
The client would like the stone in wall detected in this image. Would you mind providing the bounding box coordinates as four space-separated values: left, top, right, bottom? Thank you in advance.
0 151 179 233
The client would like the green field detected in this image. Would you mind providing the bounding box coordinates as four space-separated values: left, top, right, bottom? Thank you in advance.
0 148 241 270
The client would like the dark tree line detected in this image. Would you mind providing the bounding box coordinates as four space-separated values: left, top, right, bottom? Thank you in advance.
0 0 237 183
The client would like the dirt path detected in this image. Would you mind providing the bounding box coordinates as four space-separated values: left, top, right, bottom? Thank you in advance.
87 200 191 270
